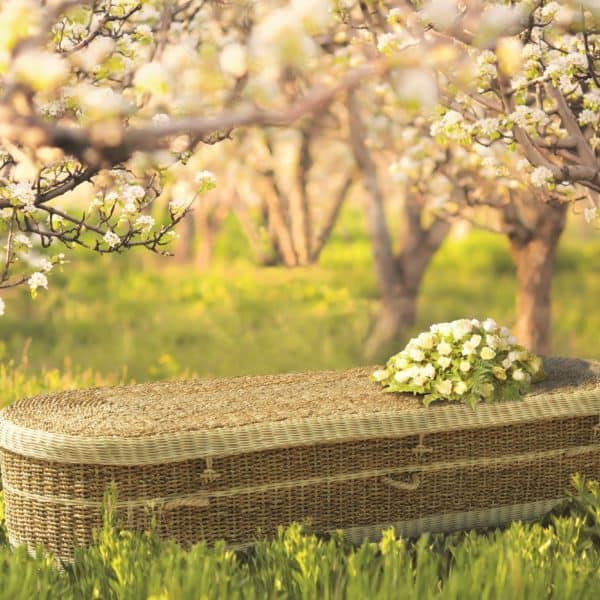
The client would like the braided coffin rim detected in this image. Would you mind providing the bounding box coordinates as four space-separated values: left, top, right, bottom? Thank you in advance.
0 387 599 465
0 357 599 466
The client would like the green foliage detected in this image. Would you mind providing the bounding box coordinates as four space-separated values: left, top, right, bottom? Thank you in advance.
0 215 599 385
0 478 599 599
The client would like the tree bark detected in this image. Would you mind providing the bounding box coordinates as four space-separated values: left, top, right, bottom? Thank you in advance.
310 176 352 262
507 201 567 354
347 92 450 358
193 199 230 271
289 127 312 265
263 170 299 267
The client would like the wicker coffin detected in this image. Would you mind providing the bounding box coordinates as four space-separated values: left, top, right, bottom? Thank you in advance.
1 357 599 563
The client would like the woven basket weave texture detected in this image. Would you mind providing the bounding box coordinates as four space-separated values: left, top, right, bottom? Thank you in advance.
0 356 599 563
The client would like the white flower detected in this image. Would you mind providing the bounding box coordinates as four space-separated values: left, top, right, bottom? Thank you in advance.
482 318 497 332
134 61 171 95
12 49 68 91
459 360 471 372
579 109 597 127
122 185 145 202
530 166 554 187
219 43 247 77
36 257 53 272
502 358 513 369
412 374 427 387
169 197 192 214
584 205 597 224
377 32 402 55
512 369 526 381
0 297 4 316
136 24 152 38
469 334 482 348
74 36 115 71
565 52 587 70
584 88 600 109
421 364 436 379
395 368 417 383
409 348 425 362
387 8 402 24
454 381 468 395
435 379 453 395
416 332 435 349
436 341 452 355
372 369 389 381
152 113 170 126
477 118 500 137
461 342 476 356
14 233 33 248
195 170 217 192
486 335 500 349
394 356 408 369
28 271 48 291
8 182 36 209
437 356 451 369
290 0 333 30
451 319 473 340
76 84 131 119
250 8 316 68
540 1 560 19
393 68 438 109
480 347 496 360
420 0 459 30
436 322 454 336
103 230 121 248
510 105 548 130
134 215 155 232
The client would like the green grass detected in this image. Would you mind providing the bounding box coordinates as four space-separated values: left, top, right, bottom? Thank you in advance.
0 477 599 599
1 209 599 385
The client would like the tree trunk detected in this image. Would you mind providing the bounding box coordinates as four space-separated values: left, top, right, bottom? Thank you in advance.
363 286 419 359
289 128 312 265
508 202 567 354
263 171 299 267
193 199 230 271
311 175 352 262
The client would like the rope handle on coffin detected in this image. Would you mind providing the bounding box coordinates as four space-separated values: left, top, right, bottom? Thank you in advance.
381 433 430 491
380 472 421 491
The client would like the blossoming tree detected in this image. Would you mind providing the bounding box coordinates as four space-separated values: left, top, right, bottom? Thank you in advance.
0 0 379 313
364 0 600 353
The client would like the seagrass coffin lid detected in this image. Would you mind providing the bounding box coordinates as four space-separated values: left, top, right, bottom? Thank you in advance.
1 357 600 466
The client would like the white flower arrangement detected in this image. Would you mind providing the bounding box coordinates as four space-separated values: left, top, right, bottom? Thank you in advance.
372 318 545 407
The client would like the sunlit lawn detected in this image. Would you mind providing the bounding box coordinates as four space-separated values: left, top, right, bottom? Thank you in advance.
0 208 599 389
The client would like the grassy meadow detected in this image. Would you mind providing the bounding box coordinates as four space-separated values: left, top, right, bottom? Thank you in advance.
0 207 599 388
0 207 599 598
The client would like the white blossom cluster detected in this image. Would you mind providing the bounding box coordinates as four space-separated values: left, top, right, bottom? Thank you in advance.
372 318 544 407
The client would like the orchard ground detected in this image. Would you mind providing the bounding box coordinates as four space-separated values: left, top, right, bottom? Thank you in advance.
0 207 598 393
